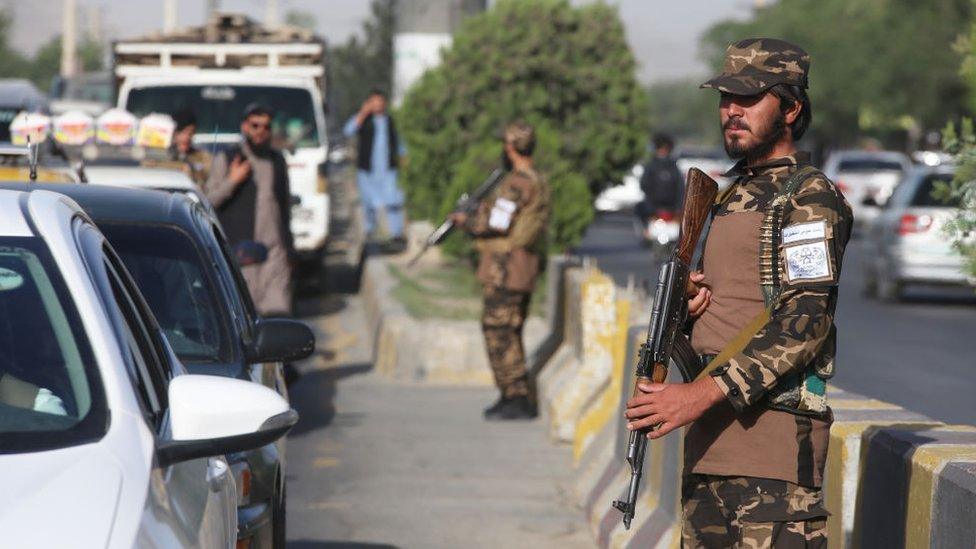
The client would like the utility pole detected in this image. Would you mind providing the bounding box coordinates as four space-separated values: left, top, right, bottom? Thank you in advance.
266 0 280 27
61 0 77 77
163 0 178 32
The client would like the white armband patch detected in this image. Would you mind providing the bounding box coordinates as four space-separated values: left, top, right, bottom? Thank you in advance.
784 241 832 282
782 220 826 244
488 198 518 231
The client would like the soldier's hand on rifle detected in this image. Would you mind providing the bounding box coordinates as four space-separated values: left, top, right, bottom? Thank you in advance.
687 271 711 318
450 212 468 226
228 155 252 186
624 377 725 438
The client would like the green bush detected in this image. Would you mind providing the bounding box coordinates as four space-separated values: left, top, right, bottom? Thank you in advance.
398 0 647 252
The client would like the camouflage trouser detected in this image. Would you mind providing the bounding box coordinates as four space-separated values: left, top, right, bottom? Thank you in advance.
681 474 828 549
481 286 531 398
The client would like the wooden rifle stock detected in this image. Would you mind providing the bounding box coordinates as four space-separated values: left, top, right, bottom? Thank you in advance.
675 168 719 267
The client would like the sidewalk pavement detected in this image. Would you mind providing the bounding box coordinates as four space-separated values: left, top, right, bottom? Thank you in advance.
286 289 591 548
284 166 589 548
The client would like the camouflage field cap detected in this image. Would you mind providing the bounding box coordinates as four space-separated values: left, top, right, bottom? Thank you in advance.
701 38 809 95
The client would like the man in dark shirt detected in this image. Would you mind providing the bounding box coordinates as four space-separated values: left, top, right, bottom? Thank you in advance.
635 133 683 224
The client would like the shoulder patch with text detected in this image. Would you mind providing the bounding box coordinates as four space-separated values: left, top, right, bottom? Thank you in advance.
782 220 826 244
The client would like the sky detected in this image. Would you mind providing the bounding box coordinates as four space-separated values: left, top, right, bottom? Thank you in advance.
0 0 754 84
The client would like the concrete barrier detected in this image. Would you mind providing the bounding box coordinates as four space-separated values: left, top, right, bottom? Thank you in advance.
362 255 545 384
853 425 976 548
823 388 941 549
546 268 618 443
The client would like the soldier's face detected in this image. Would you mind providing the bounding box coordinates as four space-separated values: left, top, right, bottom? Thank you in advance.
719 92 786 161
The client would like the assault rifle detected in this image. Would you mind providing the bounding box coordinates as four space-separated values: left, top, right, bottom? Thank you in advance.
407 168 507 267
612 167 718 530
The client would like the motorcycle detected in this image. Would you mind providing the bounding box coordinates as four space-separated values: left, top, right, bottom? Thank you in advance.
637 209 681 259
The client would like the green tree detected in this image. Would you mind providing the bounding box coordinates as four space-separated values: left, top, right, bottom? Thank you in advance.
398 0 647 252
701 0 972 150
0 10 31 80
940 13 976 280
646 78 721 146
329 0 394 125
28 35 105 91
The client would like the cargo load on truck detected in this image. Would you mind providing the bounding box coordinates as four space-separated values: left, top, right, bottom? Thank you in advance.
113 13 331 256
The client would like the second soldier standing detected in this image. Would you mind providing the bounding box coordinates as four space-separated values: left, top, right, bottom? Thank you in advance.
453 122 551 421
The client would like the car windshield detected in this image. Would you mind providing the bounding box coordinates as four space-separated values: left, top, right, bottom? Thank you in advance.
0 238 107 453
126 85 321 149
99 223 233 364
837 158 904 172
911 174 961 208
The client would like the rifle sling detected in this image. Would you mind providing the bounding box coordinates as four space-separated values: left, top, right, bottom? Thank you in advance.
694 307 770 381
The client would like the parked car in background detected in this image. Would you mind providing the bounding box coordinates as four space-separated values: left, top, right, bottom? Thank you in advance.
675 146 733 191
49 71 114 117
0 183 313 548
0 79 48 144
595 163 644 212
0 188 297 547
823 150 911 229
862 166 975 301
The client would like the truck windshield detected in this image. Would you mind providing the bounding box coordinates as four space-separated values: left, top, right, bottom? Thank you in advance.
126 85 321 148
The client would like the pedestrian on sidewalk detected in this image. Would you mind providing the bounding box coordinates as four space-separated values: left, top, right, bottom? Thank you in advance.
343 89 407 252
205 102 295 317
452 121 551 421
624 38 852 547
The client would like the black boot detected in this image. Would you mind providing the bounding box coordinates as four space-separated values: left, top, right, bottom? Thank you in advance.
485 395 538 421
483 395 508 418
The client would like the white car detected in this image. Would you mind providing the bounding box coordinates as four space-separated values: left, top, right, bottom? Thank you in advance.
0 189 297 547
823 150 911 229
862 166 975 300
82 164 215 214
594 163 644 212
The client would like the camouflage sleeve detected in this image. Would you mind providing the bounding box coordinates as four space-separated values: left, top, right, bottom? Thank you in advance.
711 175 852 411
463 174 532 238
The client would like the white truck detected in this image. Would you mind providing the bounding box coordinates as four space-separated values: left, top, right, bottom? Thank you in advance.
113 13 330 256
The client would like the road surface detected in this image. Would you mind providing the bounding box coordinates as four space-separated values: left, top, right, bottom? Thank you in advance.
574 211 976 425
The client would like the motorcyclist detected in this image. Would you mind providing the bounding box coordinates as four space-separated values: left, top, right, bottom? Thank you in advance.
635 134 683 227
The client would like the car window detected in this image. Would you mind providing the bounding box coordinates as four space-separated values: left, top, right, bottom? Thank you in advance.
102 253 169 425
911 174 960 208
0 237 108 454
99 223 233 364
837 159 905 172
210 223 259 328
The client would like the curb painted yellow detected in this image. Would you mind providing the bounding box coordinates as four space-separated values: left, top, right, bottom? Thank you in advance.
574 298 632 464
548 269 617 443
824 418 942 548
904 427 976 549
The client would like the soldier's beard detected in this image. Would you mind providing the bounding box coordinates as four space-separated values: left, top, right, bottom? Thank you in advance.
723 111 787 163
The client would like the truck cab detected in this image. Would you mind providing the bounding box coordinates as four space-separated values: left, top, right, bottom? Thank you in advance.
113 14 331 258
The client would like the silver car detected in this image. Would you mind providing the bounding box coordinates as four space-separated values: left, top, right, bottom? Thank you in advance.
823 150 911 229
862 166 975 301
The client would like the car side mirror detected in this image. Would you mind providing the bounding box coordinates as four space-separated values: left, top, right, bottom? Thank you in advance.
248 318 315 363
156 375 298 467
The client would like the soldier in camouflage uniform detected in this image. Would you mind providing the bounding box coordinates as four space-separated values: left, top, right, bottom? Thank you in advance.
453 121 551 421
624 38 852 547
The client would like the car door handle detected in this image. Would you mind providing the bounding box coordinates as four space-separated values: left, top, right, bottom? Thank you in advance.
207 457 230 492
